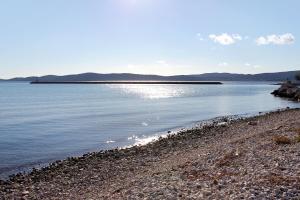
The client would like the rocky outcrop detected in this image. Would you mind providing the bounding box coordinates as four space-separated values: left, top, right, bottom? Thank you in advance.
271 82 300 101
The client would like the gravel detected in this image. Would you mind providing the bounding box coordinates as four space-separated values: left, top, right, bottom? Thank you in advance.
1 108 300 199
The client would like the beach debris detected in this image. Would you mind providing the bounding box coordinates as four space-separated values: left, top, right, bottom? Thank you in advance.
273 135 292 144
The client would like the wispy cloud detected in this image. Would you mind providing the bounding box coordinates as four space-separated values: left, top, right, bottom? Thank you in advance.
196 33 204 41
156 60 169 66
218 62 228 67
209 33 242 45
244 63 261 69
255 33 295 45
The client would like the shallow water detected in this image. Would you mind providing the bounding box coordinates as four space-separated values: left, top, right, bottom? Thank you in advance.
0 82 298 178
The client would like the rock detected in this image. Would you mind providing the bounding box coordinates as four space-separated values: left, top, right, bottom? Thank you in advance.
272 82 300 101
248 121 258 126
217 122 227 127
294 90 300 101
213 179 218 185
22 190 30 195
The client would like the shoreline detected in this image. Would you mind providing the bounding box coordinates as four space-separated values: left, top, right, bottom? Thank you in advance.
1 108 300 199
0 111 265 180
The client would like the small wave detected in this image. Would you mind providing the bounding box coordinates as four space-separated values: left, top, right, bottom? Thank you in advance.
128 135 138 140
105 140 116 144
142 122 148 126
133 135 160 146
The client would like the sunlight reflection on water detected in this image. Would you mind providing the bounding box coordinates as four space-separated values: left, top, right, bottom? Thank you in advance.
108 84 186 99
1 82 299 178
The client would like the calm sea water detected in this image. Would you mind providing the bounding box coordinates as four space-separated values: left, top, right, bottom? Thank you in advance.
0 82 298 178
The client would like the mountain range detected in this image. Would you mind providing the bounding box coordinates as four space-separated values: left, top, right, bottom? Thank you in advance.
1 70 299 82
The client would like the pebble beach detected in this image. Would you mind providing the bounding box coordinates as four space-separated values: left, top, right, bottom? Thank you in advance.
1 108 300 199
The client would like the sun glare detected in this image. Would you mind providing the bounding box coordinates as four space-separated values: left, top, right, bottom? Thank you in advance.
119 0 153 9
109 84 186 99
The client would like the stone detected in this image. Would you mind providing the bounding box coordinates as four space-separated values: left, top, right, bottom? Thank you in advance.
272 82 300 101
22 190 30 195
248 121 258 126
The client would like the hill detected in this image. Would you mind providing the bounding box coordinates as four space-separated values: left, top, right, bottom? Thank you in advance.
3 71 300 82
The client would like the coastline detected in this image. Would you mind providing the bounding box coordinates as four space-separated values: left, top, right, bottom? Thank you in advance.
1 108 300 199
0 111 269 180
0 111 261 180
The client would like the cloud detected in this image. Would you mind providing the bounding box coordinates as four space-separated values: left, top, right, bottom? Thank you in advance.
232 34 242 41
209 33 242 45
244 63 261 69
255 33 295 45
156 60 169 66
196 33 204 41
218 62 228 67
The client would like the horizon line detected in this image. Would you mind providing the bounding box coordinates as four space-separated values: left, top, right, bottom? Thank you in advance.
1 70 300 80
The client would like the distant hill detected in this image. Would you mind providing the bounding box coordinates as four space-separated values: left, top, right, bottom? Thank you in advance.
3 70 300 82
188 71 300 81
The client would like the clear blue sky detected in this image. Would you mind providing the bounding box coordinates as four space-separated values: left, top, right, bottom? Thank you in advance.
0 0 299 78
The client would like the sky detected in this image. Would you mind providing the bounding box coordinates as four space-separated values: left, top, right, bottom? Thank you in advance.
0 0 299 78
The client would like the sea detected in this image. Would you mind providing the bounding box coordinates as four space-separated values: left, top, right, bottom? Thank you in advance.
0 82 299 178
